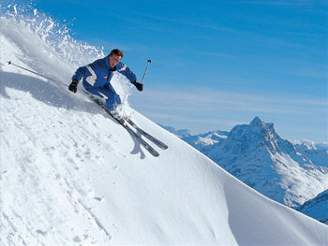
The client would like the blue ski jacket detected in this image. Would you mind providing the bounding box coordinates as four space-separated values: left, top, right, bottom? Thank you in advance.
72 55 137 90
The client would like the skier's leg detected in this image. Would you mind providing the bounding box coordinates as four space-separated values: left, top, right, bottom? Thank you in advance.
105 91 122 112
82 82 122 115
81 82 107 104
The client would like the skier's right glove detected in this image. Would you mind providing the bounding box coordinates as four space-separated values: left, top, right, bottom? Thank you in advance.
68 80 78 93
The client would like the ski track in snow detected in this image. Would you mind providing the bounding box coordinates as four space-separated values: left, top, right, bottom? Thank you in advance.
1 8 328 246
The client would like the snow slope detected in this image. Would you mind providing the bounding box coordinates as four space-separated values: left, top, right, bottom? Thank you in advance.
1 9 328 246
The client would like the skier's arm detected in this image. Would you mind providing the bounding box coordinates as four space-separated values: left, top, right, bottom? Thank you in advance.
69 60 99 93
117 64 137 83
72 66 88 83
117 63 143 91
71 58 103 84
68 66 88 93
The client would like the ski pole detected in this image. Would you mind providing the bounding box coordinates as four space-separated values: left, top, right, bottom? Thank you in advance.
7 61 57 82
140 59 151 83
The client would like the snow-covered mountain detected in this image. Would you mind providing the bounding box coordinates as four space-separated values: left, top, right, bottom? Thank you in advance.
162 125 228 154
185 130 228 154
294 141 328 168
170 117 328 208
1 8 328 246
213 117 328 208
298 189 328 225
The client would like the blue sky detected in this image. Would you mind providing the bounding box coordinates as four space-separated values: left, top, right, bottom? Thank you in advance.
11 0 328 141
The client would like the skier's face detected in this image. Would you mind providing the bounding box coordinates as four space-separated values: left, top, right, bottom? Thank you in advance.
109 54 122 68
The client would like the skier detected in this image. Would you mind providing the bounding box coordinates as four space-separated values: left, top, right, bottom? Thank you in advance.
68 49 143 114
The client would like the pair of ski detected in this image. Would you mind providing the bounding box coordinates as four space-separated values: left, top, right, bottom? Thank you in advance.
88 95 168 157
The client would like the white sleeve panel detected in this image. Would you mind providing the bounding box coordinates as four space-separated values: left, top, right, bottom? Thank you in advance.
85 65 97 86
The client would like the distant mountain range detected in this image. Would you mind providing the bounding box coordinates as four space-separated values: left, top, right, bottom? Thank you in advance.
163 117 328 224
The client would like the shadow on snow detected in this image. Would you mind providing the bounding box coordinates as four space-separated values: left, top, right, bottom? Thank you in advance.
0 71 147 159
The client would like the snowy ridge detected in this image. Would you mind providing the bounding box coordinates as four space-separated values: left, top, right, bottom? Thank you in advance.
1 8 328 246
298 189 328 225
294 141 328 168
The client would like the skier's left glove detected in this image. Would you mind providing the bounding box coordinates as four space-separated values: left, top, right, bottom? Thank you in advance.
132 81 143 92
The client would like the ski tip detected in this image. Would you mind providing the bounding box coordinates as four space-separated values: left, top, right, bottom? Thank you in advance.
153 153 160 157
158 145 168 150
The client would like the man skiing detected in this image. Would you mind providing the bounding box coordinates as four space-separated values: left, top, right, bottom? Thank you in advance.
67 49 166 156
68 49 143 114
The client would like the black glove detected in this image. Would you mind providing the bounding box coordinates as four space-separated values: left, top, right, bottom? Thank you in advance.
68 80 78 93
132 81 143 92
